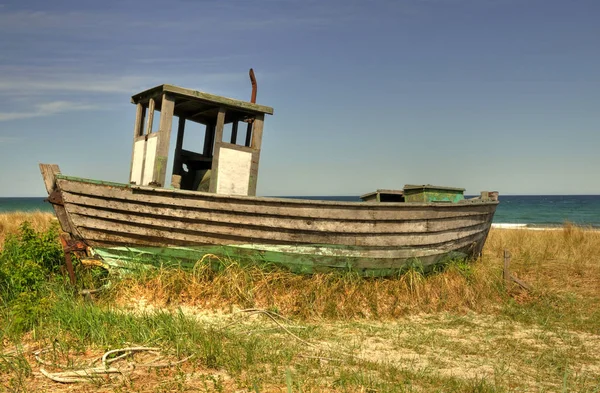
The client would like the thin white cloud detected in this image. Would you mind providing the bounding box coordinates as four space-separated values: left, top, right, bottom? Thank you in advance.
0 136 22 144
0 101 94 122
0 70 252 100
0 75 148 95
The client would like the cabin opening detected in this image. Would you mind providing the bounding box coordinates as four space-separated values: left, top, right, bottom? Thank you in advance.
128 83 273 196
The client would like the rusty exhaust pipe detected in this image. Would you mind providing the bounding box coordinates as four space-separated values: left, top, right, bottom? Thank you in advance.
249 68 257 103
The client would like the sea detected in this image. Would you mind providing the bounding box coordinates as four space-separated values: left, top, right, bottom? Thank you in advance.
1 195 600 229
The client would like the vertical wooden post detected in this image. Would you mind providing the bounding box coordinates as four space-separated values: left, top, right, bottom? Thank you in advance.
230 120 238 144
247 114 264 196
203 123 215 157
172 116 186 177
244 121 253 147
152 94 175 187
134 103 145 137
146 98 155 134
503 249 511 286
209 107 226 193
250 114 264 150
129 103 145 183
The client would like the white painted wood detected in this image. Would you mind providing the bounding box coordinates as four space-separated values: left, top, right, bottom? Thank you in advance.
142 135 158 185
130 140 145 185
216 147 252 195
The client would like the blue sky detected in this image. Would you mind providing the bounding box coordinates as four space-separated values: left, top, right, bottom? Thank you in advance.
0 0 598 197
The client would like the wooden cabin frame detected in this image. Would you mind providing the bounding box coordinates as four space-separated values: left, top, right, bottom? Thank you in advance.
128 84 273 196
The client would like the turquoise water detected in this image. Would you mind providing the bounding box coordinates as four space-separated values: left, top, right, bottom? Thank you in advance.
0 197 53 213
2 195 600 227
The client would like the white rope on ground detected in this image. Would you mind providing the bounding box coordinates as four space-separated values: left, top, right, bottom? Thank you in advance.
37 346 193 384
40 366 129 383
101 346 160 367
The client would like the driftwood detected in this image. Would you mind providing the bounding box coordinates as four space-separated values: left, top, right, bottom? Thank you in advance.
503 249 533 291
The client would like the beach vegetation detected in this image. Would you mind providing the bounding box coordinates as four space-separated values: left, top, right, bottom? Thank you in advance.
0 212 598 392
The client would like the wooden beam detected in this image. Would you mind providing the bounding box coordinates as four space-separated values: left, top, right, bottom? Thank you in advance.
134 103 145 137
230 120 238 144
39 164 74 233
152 93 175 187
172 116 186 177
40 163 60 194
203 123 215 157
209 107 226 193
174 99 193 109
250 114 264 150
214 107 226 144
246 114 265 196
244 121 252 147
131 84 274 115
146 98 155 134
189 107 216 121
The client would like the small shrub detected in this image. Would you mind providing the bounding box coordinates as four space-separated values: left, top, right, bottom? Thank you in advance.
0 221 63 335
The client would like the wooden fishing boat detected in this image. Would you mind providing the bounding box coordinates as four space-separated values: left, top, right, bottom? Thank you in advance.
41 72 498 276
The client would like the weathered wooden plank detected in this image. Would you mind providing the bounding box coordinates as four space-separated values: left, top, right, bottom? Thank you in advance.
58 179 497 221
64 194 491 234
250 114 264 150
80 231 485 276
87 236 480 262
244 121 252 147
133 103 144 137
40 164 60 193
39 164 74 233
153 93 175 187
209 107 227 193
230 120 238 144
68 210 488 248
146 98 155 134
92 244 453 271
74 216 480 257
172 116 186 178
248 114 264 196
203 123 215 157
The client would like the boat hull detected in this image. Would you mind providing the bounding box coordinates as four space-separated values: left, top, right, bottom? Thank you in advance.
41 166 498 276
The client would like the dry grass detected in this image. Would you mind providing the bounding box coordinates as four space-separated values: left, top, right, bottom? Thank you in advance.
114 258 506 320
0 212 56 249
485 225 600 298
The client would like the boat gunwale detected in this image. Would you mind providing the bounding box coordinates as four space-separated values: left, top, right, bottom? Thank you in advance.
55 174 500 209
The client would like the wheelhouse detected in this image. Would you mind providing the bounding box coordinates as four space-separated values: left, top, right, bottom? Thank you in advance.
128 80 273 196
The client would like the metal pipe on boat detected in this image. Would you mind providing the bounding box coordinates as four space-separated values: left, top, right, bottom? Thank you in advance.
249 68 257 103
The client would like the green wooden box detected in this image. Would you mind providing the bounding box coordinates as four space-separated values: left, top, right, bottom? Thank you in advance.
403 184 465 203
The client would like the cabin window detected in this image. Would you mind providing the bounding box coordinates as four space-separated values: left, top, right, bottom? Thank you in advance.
182 121 207 154
135 105 146 137
151 110 160 133
221 118 254 147
172 120 213 192
223 122 234 145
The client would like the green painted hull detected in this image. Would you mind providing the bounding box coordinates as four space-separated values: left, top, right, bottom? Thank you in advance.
93 244 471 277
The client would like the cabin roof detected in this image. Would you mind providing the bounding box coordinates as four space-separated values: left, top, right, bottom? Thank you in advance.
131 84 273 124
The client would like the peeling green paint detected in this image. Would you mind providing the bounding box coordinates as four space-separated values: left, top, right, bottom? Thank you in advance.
92 243 469 277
